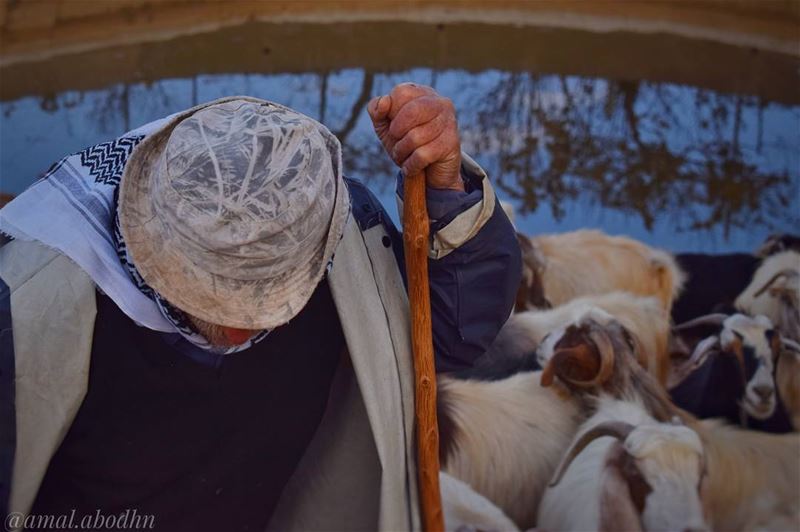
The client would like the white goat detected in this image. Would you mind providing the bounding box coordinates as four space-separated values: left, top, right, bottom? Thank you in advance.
441 309 677 529
438 371 582 528
440 471 520 532
538 397 709 532
693 418 800 531
489 292 670 386
735 250 800 342
516 229 685 313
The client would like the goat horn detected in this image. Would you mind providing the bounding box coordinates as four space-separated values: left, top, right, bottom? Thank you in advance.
542 343 599 388
549 421 635 487
781 338 800 356
753 269 799 299
673 314 729 331
588 328 616 386
667 336 720 390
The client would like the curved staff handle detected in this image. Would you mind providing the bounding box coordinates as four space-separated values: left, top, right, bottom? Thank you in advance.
403 171 444 532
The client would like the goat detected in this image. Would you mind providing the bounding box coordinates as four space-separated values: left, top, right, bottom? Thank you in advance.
440 309 679 529
485 292 670 386
440 471 520 532
755 233 800 258
669 313 799 432
537 397 709 532
515 230 684 313
669 234 798 325
536 313 799 530
437 371 582 528
692 418 800 531
776 345 800 430
735 250 800 342
671 252 760 325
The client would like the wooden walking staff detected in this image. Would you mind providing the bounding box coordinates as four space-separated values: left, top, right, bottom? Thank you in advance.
403 171 444 532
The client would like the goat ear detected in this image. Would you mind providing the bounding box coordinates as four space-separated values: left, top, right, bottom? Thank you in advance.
599 443 644 532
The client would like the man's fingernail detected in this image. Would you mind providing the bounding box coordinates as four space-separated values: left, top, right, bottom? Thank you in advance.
374 96 383 112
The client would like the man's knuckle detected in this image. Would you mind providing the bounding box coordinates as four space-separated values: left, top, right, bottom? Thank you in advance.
419 145 437 164
393 83 415 99
407 127 426 147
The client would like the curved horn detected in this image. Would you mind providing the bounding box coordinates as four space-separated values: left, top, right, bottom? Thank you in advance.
550 421 635 487
753 269 799 299
588 327 616 386
673 313 728 331
541 343 596 388
667 336 721 390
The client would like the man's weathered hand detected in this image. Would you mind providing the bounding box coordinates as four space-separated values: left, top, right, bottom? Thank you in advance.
368 83 464 191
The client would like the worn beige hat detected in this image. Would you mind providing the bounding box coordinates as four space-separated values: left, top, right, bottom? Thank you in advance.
119 97 350 329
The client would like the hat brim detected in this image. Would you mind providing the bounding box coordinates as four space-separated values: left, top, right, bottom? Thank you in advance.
119 97 350 330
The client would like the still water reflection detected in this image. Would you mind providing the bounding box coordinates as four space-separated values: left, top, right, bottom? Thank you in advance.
1 57 798 253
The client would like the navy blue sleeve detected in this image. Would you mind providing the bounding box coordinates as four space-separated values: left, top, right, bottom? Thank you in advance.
426 199 521 372
394 173 522 373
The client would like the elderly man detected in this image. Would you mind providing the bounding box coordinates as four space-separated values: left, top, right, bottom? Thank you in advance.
0 84 520 531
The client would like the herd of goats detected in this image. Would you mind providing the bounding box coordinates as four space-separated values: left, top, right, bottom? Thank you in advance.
437 218 800 532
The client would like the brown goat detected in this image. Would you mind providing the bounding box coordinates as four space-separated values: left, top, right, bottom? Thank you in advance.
515 230 685 314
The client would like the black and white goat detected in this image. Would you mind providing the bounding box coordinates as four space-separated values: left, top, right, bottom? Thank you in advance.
669 313 800 432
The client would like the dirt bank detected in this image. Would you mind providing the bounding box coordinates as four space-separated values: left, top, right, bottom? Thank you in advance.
1 0 798 67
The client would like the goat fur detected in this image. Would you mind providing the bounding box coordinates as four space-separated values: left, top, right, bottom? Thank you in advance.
440 471 520 532
691 418 800 531
488 292 671 386
537 397 708 532
437 371 582 528
777 351 800 430
519 230 685 313
735 250 800 340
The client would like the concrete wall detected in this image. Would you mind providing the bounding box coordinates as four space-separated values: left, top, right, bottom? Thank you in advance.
1 0 798 65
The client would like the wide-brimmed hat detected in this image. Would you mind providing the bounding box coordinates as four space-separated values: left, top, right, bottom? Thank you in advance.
119 97 350 329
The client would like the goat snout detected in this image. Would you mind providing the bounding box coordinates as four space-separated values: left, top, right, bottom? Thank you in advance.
753 384 774 401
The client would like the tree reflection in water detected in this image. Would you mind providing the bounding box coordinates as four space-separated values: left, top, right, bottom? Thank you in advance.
1 68 797 250
460 73 798 238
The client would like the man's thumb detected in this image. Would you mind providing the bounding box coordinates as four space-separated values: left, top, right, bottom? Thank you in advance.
368 95 391 124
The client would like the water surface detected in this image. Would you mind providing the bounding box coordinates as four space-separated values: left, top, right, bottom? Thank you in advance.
1 21 798 252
